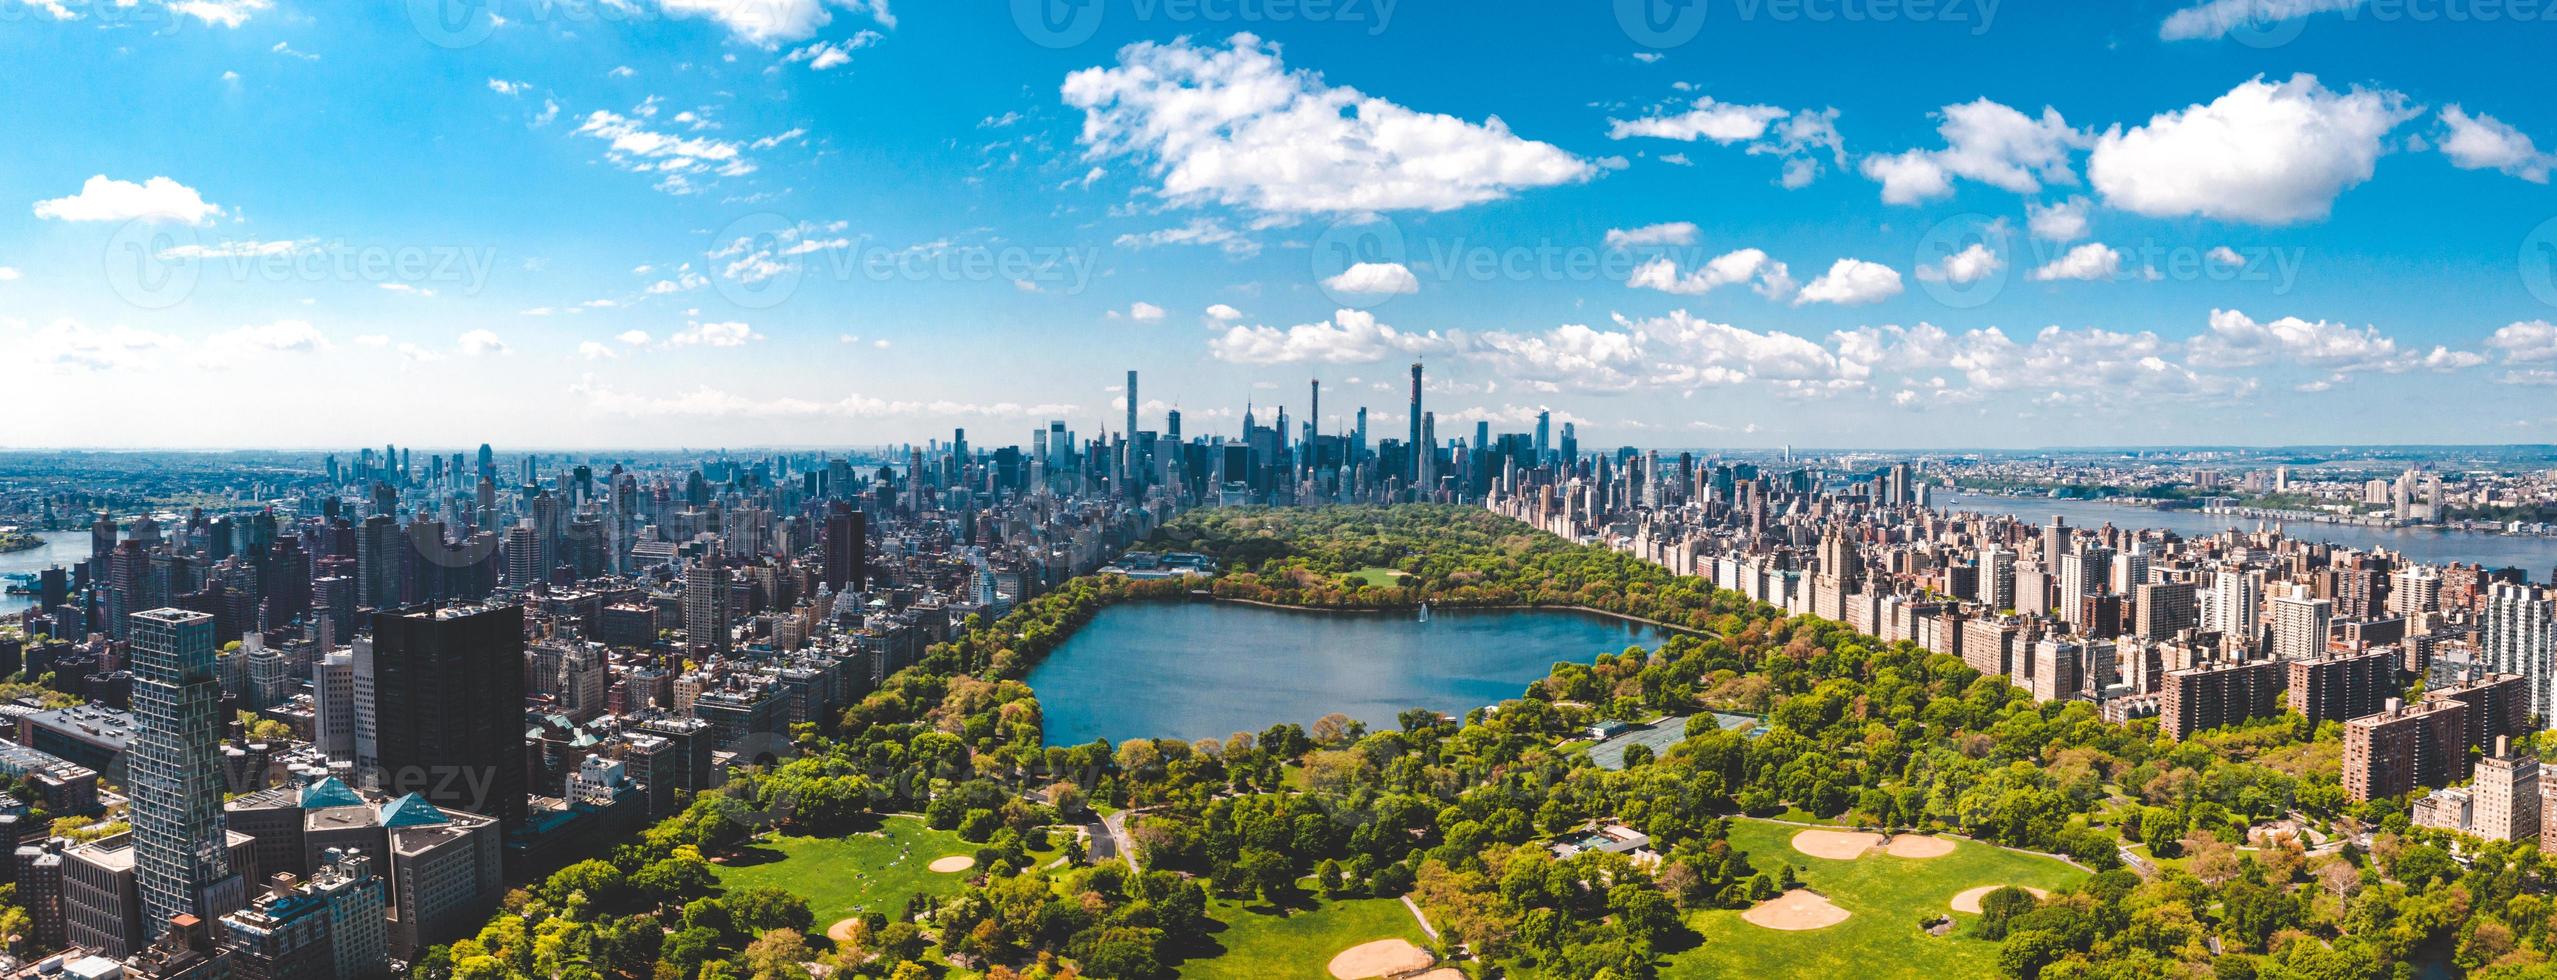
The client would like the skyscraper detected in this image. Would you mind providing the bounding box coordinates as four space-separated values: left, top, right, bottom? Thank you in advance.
126 608 244 930
2483 582 2554 721
685 547 732 656
368 604 529 827
822 502 866 594
1407 362 1423 481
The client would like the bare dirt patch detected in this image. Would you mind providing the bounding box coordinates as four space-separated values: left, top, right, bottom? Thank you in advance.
1740 889 1852 931
926 855 976 874
1950 885 2051 914
825 918 863 944
1790 828 1885 859
1883 834 1957 858
1325 938 1436 979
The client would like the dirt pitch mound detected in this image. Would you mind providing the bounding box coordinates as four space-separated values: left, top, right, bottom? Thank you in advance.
1883 835 1956 858
1790 828 1885 859
926 855 976 874
825 918 863 944
1741 889 1851 931
1325 938 1435 979
1950 885 2051 914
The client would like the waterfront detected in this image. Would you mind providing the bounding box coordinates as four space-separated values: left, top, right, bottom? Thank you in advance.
1940 491 2557 573
0 531 85 615
1026 601 1674 746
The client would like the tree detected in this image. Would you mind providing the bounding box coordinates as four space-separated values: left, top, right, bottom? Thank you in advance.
739 928 814 980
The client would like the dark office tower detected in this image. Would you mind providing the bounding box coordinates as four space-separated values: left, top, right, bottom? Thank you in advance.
355 515 401 611
369 604 528 826
127 609 244 928
1125 371 1138 450
1167 409 1181 444
1407 363 1424 479
107 541 155 641
1308 380 1321 472
476 444 494 481
91 513 116 566
262 539 310 625
1535 410 1551 464
822 502 866 594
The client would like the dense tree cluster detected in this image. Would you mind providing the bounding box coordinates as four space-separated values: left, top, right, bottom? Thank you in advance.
430 506 2548 979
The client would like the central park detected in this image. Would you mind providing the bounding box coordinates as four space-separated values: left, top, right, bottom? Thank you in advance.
426 505 2526 979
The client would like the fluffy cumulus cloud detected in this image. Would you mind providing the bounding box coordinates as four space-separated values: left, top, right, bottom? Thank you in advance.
10 318 181 371
33 175 222 224
457 329 509 356
1626 249 1796 299
1204 303 1245 322
1321 262 1421 296
668 320 763 347
1470 323 1645 392
2187 309 2483 377
2487 320 2557 363
1794 258 1904 305
1917 243 2002 284
1603 222 1699 249
1608 95 1845 186
1624 310 1842 386
654 0 893 46
2029 243 2123 282
1063 34 1594 213
1207 309 1460 364
2437 106 2553 184
2088 74 2417 225
165 0 272 27
1860 99 2084 204
2158 0 2365 41
2026 196 2092 242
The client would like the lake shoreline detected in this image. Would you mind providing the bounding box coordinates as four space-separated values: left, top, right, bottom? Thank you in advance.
1194 594 1708 637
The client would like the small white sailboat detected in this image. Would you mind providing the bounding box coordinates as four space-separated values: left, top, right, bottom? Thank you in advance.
1417 602 1430 623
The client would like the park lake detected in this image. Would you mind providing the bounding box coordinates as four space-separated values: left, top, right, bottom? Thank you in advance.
1025 601 1675 746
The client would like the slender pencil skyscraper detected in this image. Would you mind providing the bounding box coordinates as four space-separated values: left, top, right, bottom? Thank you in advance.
127 608 244 930
1407 362 1423 480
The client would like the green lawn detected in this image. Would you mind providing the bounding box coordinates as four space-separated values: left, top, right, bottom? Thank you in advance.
710 815 988 925
1178 897 1436 980
1662 818 2086 979
1343 566 1412 588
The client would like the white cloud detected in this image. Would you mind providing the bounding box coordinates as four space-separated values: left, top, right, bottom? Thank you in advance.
155 238 313 260
654 0 893 45
1207 309 1460 364
1626 249 1795 300
2185 309 2475 375
1126 301 1166 322
33 175 221 225
1860 99 2084 204
576 383 1079 422
2025 196 2092 242
2206 246 2245 267
209 320 326 353
458 329 509 356
2487 320 2557 363
0 267 20 282
1201 304 1248 323
2438 106 2552 184
1322 262 1421 295
1608 96 1786 143
2159 0 2364 40
1063 33 1594 213
1917 242 2002 284
487 78 529 96
617 330 653 346
378 283 437 297
1603 222 1699 249
2088 74 2416 225
1625 310 1842 385
1794 258 1903 305
2028 243 2123 282
785 30 881 70
574 109 753 193
578 341 618 360
1470 323 1645 392
166 0 271 27
11 318 180 371
668 320 763 347
1113 218 1259 257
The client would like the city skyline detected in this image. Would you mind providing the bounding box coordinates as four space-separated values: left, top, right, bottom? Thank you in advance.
6 2 2557 448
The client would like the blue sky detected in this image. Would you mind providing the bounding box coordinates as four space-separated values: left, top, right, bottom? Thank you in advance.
3 0 2555 449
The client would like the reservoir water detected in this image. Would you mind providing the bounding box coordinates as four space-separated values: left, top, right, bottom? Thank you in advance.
1940 491 2557 575
1027 601 1674 746
0 531 88 615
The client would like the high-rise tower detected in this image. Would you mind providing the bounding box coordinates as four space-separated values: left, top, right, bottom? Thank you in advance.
1407 363 1423 480
127 608 244 929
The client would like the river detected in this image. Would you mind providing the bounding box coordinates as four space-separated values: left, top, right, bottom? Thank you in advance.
1939 491 2557 574
0 530 88 615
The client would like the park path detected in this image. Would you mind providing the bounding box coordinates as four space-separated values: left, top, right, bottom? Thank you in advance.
1101 809 1142 872
1399 895 1440 941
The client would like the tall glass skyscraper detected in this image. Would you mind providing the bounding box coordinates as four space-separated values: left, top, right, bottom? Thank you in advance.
126 608 243 931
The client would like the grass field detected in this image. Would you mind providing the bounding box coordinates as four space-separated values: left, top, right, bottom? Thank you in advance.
1177 897 1435 980
710 815 990 924
1662 818 2086 979
1343 566 1412 588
